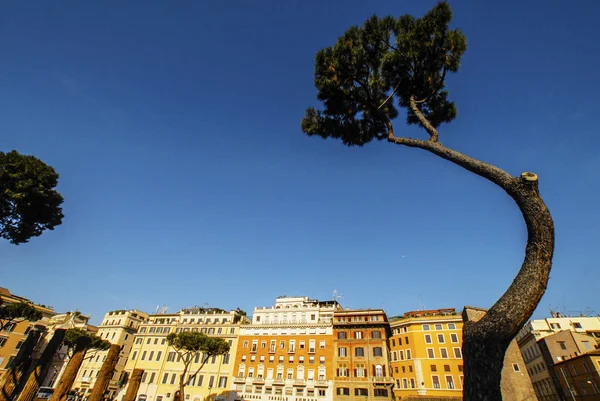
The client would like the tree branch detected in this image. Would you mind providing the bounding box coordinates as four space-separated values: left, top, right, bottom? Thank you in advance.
378 83 401 110
409 96 439 142
387 135 515 188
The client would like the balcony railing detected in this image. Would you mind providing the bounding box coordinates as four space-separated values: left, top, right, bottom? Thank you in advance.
372 376 393 383
293 379 306 386
233 376 245 384
253 377 265 384
273 378 285 385
314 380 328 387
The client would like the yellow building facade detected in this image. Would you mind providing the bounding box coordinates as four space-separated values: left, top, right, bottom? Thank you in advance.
388 308 463 399
231 296 340 401
72 310 149 399
117 307 249 401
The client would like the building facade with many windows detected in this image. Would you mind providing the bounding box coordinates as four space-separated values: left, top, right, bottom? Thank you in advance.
231 296 340 401
516 314 600 401
332 309 394 401
0 287 55 377
71 310 149 400
388 308 464 399
117 307 249 401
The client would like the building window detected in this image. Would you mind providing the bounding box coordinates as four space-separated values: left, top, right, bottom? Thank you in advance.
338 332 347 340
167 352 176 362
319 356 325 364
374 389 388 397
373 347 383 357
355 347 365 357
440 348 448 359
319 340 325 349
448 323 456 330
355 388 368 396
450 333 459 343
425 334 432 344
446 376 455 389
435 324 443 330
422 324 430 331
437 334 445 343
432 375 440 388
558 341 567 350
130 351 137 360
431 364 437 372
550 323 561 329
406 349 412 359
336 387 350 396
454 348 462 359
141 351 147 361
338 347 347 357
372 331 381 339
512 363 520 372
572 322 582 329
354 331 363 339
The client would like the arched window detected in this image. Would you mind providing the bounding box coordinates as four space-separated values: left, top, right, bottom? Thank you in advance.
375 365 383 377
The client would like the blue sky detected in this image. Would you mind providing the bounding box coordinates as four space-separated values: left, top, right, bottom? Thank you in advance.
1 0 598 324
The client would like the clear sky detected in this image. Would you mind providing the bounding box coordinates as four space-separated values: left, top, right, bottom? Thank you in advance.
1 1 598 324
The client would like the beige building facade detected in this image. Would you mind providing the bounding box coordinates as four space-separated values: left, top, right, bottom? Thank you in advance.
117 307 249 401
72 310 149 400
516 314 600 400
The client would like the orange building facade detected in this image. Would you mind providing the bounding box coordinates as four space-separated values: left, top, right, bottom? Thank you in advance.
231 296 341 401
332 309 394 401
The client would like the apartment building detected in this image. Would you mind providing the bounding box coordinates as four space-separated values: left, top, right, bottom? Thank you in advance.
0 287 55 376
41 311 98 388
516 313 600 401
117 307 248 401
553 350 600 400
231 296 341 401
388 308 463 399
332 308 394 401
71 309 149 400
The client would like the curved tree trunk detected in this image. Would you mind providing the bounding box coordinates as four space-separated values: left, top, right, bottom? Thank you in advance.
388 136 555 401
88 345 120 401
49 341 88 401
15 329 66 401
122 369 143 401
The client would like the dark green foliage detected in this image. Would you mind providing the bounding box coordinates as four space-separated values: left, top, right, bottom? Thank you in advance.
0 150 64 244
0 301 43 331
63 328 110 351
166 332 230 359
301 1 467 145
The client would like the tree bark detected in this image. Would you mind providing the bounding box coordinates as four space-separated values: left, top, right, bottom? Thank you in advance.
87 345 120 401
15 329 66 401
122 369 143 401
0 329 41 401
49 341 88 401
388 135 555 401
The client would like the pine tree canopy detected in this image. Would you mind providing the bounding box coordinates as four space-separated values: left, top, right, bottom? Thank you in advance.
301 1 467 146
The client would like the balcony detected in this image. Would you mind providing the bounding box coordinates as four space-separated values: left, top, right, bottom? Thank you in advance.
314 380 328 387
273 378 285 386
80 377 91 384
372 377 394 383
233 376 246 384
293 380 306 387
253 377 265 385
288 348 296 354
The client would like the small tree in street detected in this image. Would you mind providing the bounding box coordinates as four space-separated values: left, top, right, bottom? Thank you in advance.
0 301 43 331
0 150 64 244
166 332 230 401
49 329 110 401
301 2 554 400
